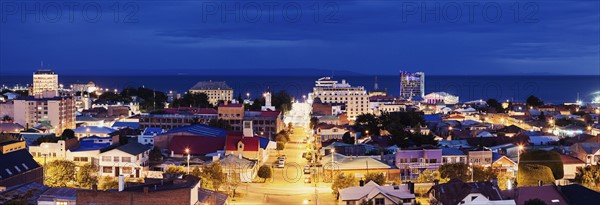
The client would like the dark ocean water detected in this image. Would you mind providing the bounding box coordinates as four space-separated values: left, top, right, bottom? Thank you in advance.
1 75 599 104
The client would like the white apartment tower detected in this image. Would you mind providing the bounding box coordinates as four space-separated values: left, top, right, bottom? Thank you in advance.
310 77 369 120
32 69 59 98
400 71 425 99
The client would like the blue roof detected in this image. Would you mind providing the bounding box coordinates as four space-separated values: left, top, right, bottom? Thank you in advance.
112 121 139 129
163 124 227 137
424 114 442 122
74 126 117 134
442 147 466 156
492 152 504 162
80 136 112 141
143 127 164 135
73 141 111 152
258 137 270 149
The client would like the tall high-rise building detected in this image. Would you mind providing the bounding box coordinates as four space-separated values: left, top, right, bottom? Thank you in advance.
32 69 58 97
13 96 76 134
399 71 425 99
310 77 369 120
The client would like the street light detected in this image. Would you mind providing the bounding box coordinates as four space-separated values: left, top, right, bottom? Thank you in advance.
185 148 190 175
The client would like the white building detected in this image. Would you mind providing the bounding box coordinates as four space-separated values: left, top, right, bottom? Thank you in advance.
338 181 416 205
424 92 459 105
32 69 59 98
310 77 369 120
400 71 425 99
189 81 233 106
73 126 117 139
98 143 152 178
13 96 76 134
137 127 165 145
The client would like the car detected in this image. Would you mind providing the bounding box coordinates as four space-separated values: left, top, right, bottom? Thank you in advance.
277 158 285 164
303 166 311 174
276 163 285 168
304 176 311 183
302 138 307 143
279 155 287 159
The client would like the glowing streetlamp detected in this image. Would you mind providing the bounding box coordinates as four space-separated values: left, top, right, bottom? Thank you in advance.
185 148 190 174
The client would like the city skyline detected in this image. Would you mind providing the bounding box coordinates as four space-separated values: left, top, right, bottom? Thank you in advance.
1 1 599 76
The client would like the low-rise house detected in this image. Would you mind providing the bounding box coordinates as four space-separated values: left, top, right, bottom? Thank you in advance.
513 186 568 205
137 127 165 145
491 153 516 175
98 142 152 178
488 144 520 160
529 135 559 146
154 124 227 151
338 181 416 205
559 154 585 180
559 184 600 205
442 147 467 164
496 125 524 137
395 147 442 180
0 122 24 133
74 126 117 139
467 149 493 167
224 131 273 164
428 178 515 205
29 138 80 160
569 142 600 165
76 175 222 205
219 154 258 183
0 182 48 204
322 153 396 181
438 140 472 149
66 137 112 166
37 187 77 205
76 115 105 127
0 141 44 190
316 124 353 141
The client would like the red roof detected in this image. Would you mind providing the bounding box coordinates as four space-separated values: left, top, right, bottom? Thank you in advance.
164 107 217 115
219 103 243 108
259 111 280 117
168 135 226 155
225 135 260 151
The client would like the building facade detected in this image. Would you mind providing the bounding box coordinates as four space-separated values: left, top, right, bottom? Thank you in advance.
32 69 58 97
189 81 233 106
395 147 442 180
13 96 76 134
310 77 369 120
399 71 425 100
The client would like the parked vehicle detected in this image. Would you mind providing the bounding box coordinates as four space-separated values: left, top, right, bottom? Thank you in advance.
303 166 311 174
276 163 285 168
304 176 312 183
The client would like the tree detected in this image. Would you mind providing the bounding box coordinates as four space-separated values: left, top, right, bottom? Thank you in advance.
526 95 544 108
164 165 186 175
271 90 293 114
287 122 293 131
276 142 285 150
497 172 514 190
191 166 202 177
353 114 381 136
524 198 548 205
309 117 318 129
275 130 290 143
439 163 470 182
486 99 505 113
519 150 563 179
364 173 386 185
575 165 600 191
332 173 356 197
2 115 12 122
208 119 232 130
99 176 118 190
416 170 446 183
472 166 496 182
257 165 272 182
342 132 354 144
201 162 225 191
149 146 163 165
76 163 98 188
60 129 75 139
171 92 212 108
45 160 76 187
517 164 555 187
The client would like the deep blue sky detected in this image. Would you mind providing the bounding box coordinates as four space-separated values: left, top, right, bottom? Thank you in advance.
1 0 599 76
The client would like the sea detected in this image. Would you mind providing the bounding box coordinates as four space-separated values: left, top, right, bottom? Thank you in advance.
1 75 599 104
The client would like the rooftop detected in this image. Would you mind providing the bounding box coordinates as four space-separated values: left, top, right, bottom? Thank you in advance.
163 124 227 137
190 81 232 90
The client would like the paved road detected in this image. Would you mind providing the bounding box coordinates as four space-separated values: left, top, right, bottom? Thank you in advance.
231 127 337 205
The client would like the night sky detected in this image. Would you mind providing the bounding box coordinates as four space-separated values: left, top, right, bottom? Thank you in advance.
1 0 598 75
